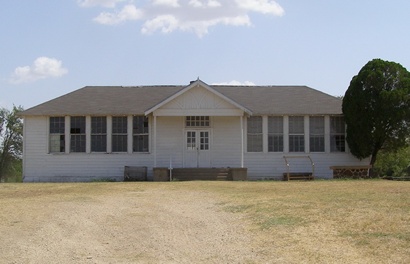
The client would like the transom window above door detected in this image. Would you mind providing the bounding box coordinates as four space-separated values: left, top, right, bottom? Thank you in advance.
186 116 210 127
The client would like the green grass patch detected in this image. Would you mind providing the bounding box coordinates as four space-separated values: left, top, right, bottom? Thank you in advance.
259 216 303 229
223 204 253 213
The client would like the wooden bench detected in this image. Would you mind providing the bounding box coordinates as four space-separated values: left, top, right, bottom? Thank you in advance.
283 172 314 181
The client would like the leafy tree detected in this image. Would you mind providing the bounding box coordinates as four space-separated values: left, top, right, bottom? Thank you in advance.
0 106 23 181
342 59 410 176
374 145 410 177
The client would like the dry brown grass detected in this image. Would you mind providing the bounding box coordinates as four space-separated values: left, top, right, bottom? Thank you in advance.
202 180 410 263
0 180 409 263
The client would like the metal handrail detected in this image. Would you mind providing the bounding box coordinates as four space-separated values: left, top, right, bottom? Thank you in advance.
283 155 315 181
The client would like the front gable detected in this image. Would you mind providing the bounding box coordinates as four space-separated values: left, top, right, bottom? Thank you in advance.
145 80 251 116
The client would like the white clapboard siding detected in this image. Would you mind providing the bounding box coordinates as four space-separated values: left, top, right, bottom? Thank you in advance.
245 152 370 180
211 116 242 167
23 114 369 181
155 116 184 168
23 116 154 182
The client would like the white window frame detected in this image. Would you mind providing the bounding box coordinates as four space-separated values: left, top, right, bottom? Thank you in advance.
247 116 263 152
330 116 346 152
309 116 325 152
49 116 65 153
91 116 107 153
268 116 284 152
133 115 149 153
289 116 305 152
70 116 86 153
112 116 128 153
185 116 210 127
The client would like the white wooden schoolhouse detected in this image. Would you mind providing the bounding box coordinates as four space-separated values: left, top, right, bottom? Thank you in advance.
20 79 369 182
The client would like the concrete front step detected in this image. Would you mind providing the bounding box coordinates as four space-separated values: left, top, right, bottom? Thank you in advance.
153 167 247 181
172 168 231 181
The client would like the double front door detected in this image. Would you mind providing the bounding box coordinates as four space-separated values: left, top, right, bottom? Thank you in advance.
184 130 211 168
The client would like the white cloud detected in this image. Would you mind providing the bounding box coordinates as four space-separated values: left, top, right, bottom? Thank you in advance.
77 0 125 8
142 14 250 37
142 15 179 34
212 80 256 86
152 0 180 8
207 0 221 8
93 4 144 25
189 0 221 8
81 0 285 37
10 57 68 84
236 0 284 16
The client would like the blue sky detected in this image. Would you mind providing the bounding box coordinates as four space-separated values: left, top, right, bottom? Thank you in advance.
1 0 409 109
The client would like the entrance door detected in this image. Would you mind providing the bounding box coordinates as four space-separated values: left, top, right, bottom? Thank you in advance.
185 130 211 168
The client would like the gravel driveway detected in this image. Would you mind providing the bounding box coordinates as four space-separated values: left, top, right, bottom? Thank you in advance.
2 186 263 263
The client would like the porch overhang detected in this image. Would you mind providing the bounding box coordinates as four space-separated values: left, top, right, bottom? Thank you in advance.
150 108 245 117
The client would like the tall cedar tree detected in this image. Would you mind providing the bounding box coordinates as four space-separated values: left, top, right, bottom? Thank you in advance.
0 106 23 180
342 59 410 174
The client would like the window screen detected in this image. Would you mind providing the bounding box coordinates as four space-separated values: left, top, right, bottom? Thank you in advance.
309 116 324 152
289 116 304 152
133 116 149 152
247 116 263 152
49 117 65 153
268 116 283 152
112 116 127 152
70 116 86 152
330 116 346 152
91 116 107 152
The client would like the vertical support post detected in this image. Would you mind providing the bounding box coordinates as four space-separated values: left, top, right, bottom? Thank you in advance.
153 115 157 167
240 115 244 168
304 115 309 153
65 116 70 154
169 156 173 181
262 115 268 153
127 115 133 154
283 115 289 153
324 115 330 153
106 115 112 153
86 116 91 153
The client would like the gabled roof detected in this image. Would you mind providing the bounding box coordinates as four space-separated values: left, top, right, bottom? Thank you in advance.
20 86 184 116
20 81 343 116
144 79 252 116
213 85 342 115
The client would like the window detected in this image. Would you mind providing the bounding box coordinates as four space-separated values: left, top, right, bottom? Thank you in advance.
200 131 209 150
70 116 86 152
330 116 346 152
289 116 304 152
268 116 283 152
186 131 196 150
309 116 324 152
133 116 149 152
91 116 107 152
49 117 65 153
247 116 263 152
112 116 128 152
186 116 210 127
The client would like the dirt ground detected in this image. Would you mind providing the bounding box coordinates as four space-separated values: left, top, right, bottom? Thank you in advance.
2 182 409 264
1 184 264 264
